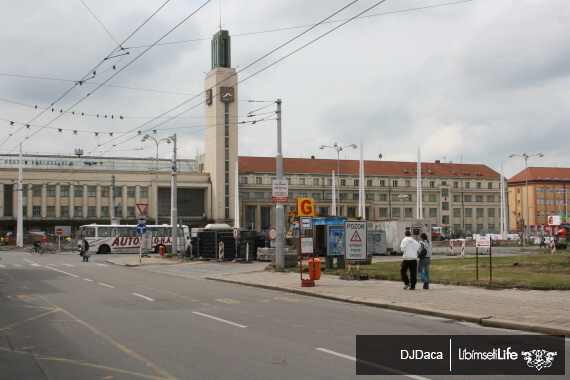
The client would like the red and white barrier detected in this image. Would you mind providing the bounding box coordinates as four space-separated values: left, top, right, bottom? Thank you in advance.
461 240 465 258
550 239 557 254
449 240 454 256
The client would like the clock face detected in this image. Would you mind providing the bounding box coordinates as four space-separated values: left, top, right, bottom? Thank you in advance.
220 87 234 102
205 88 212 105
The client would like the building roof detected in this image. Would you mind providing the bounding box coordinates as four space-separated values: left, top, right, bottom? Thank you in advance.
239 157 500 179
508 167 570 184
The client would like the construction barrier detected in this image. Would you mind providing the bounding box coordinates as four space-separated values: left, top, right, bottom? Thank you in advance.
550 239 557 254
461 240 465 258
449 240 454 256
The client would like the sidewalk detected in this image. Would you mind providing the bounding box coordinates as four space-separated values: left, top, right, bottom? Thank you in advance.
107 256 570 337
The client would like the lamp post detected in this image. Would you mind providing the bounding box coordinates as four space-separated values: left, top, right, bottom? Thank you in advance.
397 194 409 219
508 152 544 248
141 134 173 225
320 143 357 216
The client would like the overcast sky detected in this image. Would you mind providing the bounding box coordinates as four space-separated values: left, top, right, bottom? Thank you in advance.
1 0 568 179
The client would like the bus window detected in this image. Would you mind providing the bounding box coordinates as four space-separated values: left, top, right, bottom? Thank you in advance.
99 227 112 237
83 227 96 238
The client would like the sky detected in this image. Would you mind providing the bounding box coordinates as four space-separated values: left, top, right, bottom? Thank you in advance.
1 0 569 179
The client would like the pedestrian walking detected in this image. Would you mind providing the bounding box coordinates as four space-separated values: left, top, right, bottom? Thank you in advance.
80 236 90 262
538 236 546 248
400 230 419 290
417 233 432 289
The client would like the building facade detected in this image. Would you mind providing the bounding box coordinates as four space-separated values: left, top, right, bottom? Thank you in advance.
237 156 506 234
508 167 570 231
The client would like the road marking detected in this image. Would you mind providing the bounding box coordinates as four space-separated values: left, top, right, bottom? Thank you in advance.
44 266 79 278
63 263 75 267
0 264 5 268
23 259 39 266
316 348 430 380
192 312 247 328
98 283 115 288
132 293 155 302
96 263 109 266
215 299 240 304
83 278 93 282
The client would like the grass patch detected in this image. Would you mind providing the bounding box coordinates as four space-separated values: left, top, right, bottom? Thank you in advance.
322 252 570 288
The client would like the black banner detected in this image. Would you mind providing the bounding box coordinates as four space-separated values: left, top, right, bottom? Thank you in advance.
356 335 565 376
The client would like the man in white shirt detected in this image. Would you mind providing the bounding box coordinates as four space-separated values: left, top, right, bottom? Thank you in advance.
400 230 419 290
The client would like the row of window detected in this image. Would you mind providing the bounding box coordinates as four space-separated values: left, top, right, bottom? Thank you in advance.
536 198 567 205
20 185 148 198
536 186 569 193
239 192 497 203
375 207 498 218
24 205 137 217
240 176 497 189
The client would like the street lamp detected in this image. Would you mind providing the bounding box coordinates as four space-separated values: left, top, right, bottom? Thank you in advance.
397 194 409 219
508 152 544 248
141 134 173 225
320 143 357 216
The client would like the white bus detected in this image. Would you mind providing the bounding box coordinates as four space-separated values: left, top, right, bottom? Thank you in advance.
78 224 191 254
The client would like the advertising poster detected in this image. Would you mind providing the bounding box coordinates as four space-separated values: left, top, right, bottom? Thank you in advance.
327 225 344 256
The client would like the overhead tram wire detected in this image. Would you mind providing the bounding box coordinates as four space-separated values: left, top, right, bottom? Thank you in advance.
80 1 363 156
0 0 173 152
80 0 122 48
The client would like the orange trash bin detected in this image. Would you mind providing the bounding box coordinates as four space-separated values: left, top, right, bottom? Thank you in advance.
308 258 321 280
158 246 166 255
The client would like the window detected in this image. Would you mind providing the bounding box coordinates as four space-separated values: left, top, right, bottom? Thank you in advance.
60 206 69 216
367 179 373 186
453 208 461 217
256 177 263 184
487 195 495 202
453 181 459 188
22 186 28 197
477 224 484 232
379 194 387 201
392 208 400 217
379 207 388 217
429 194 437 202
60 186 69 197
101 206 109 216
488 182 493 189
441 188 449 197
405 208 413 217
47 206 55 216
392 180 398 187
453 195 460 202
312 193 321 200
114 187 121 198
313 178 319 186
442 215 450 224
442 181 447 186
299 178 305 185
22 206 27 215
465 224 472 233
488 208 495 217
101 187 109 197
405 180 411 187
429 208 437 217
465 208 472 217
240 176 248 184
442 202 449 210
325 193 332 200
340 193 348 200
536 186 544 193
476 182 482 189
354 179 359 186
239 192 249 198
352 194 359 200
33 206 41 216
476 208 484 217
87 186 96 197
327 179 333 186
465 182 471 189
464 195 472 202
127 187 136 197
254 192 264 199
340 179 346 186
47 185 55 197
88 206 96 216
74 186 83 197
74 206 83 217
140 187 148 198
127 206 135 217
476 195 483 202
298 193 307 198
380 180 386 187
429 181 435 188
366 194 374 200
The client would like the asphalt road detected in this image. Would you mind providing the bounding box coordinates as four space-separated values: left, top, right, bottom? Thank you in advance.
1 251 568 379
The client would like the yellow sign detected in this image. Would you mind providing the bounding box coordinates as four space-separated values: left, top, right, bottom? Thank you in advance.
296 198 315 216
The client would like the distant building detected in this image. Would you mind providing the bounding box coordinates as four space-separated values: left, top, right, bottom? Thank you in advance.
508 167 570 233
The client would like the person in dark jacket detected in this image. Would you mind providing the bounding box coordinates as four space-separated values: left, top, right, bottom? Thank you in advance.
80 236 91 262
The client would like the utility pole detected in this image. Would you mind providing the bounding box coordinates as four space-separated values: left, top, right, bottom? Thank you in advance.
171 134 178 254
275 100 284 272
110 162 115 220
16 143 23 247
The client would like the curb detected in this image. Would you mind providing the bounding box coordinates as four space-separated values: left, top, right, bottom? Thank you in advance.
207 276 570 338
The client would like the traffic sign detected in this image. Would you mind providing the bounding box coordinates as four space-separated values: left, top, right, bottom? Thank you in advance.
296 198 315 216
300 216 312 230
233 227 239 239
136 203 149 215
136 223 147 235
55 228 63 235
138 215 147 224
476 236 491 247
268 227 277 241
344 221 367 261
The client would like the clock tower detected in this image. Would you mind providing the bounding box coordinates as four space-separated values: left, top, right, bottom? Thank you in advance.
203 30 238 222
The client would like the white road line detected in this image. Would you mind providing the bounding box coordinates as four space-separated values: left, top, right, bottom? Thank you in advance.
83 278 93 282
44 266 79 278
23 259 41 267
0 264 5 268
63 263 75 266
96 264 108 266
98 283 115 288
315 348 430 380
192 312 247 328
132 293 155 302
